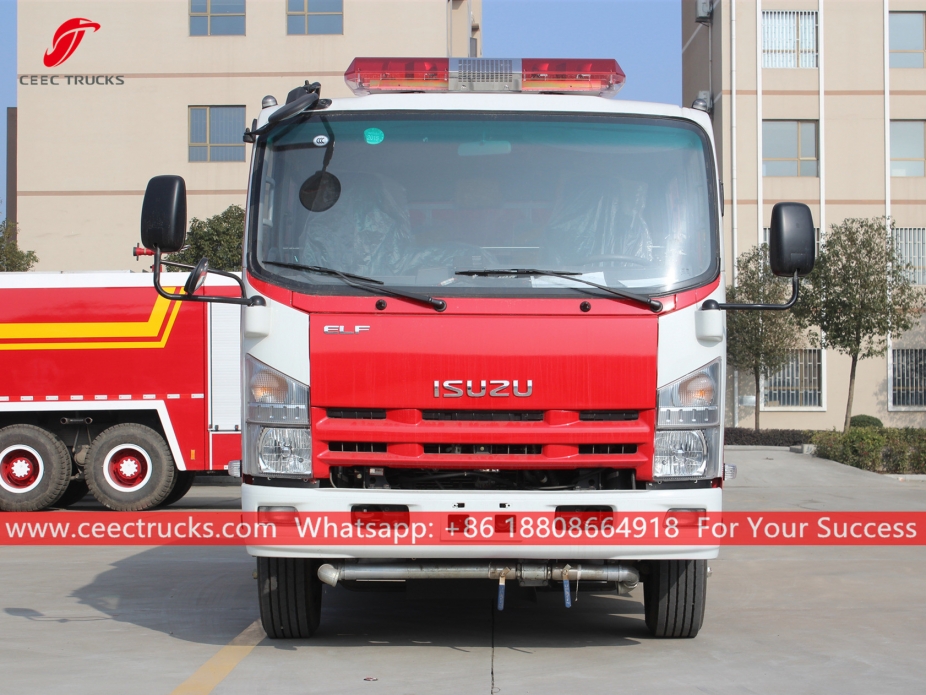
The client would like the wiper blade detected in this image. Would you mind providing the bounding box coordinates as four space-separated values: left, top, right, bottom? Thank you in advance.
265 261 384 285
265 261 447 312
455 268 662 312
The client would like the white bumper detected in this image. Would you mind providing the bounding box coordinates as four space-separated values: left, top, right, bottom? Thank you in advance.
242 482 722 561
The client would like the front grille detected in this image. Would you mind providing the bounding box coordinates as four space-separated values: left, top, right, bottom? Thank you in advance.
329 442 388 453
326 409 387 420
423 443 543 455
331 467 630 491
422 411 543 422
578 444 638 455
579 411 639 421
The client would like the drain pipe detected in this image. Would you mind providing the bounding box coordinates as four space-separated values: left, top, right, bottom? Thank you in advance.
317 561 639 590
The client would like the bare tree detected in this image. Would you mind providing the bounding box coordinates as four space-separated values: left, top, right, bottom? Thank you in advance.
726 245 804 431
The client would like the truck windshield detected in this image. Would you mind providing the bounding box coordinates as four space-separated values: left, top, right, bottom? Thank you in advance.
251 112 718 297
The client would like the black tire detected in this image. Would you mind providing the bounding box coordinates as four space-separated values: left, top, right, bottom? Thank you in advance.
53 479 90 508
0 425 71 512
159 471 197 507
643 559 707 638
85 424 176 511
257 557 322 639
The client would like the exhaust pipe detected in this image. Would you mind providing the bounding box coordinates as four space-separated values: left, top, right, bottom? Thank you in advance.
317 561 638 589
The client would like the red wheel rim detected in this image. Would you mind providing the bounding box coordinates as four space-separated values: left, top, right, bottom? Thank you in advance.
105 447 150 490
1 447 42 491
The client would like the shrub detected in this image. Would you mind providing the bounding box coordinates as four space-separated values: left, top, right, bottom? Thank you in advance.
724 428 812 447
811 427 926 474
849 414 883 429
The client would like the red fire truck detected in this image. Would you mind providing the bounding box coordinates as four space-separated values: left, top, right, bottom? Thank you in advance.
138 58 815 639
0 272 242 511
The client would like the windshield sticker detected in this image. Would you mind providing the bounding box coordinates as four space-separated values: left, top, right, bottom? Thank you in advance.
312 135 329 147
364 127 385 145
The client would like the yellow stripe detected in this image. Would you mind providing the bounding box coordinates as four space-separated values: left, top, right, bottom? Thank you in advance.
0 294 173 340
170 620 264 695
0 296 182 351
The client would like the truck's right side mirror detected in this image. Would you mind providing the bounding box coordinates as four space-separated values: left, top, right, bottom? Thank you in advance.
768 201 815 277
141 175 187 253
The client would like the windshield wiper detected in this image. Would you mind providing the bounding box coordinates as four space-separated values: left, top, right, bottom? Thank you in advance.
265 261 447 312
455 268 662 312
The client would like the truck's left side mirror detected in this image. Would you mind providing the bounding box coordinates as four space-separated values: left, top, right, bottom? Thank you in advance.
141 175 187 253
768 202 815 277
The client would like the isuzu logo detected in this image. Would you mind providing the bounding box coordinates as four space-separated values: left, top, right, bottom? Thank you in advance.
434 380 533 398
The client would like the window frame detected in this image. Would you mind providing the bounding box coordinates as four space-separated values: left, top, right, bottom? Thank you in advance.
286 0 345 36
889 12 926 69
762 10 819 69
761 347 827 412
890 120 926 178
889 347 926 410
762 120 819 178
188 106 248 163
190 0 246 37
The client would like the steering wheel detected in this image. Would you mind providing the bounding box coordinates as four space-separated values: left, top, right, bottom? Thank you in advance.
581 254 652 268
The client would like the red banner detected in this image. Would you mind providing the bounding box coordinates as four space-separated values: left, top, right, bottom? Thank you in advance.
1 511 923 547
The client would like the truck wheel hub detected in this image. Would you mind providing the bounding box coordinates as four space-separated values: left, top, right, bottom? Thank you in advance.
0 447 43 491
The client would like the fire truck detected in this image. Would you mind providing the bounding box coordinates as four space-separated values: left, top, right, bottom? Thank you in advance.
138 58 815 639
0 272 242 511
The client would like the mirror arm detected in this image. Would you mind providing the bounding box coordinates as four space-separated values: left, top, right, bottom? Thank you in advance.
152 248 266 307
702 272 800 311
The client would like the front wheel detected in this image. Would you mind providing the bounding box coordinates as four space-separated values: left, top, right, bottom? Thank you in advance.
257 557 323 639
85 424 176 511
643 559 707 638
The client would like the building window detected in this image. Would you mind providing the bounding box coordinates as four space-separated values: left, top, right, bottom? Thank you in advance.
894 227 926 285
287 0 343 35
893 349 926 406
763 11 818 68
890 12 926 68
190 0 245 36
891 121 925 177
764 349 823 408
189 106 246 162
763 121 818 177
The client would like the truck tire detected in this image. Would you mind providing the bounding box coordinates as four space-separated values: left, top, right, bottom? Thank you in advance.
85 424 176 511
643 559 707 638
53 479 89 508
0 425 71 512
159 471 197 507
257 557 322 639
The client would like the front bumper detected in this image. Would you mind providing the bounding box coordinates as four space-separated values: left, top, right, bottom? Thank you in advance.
242 482 722 560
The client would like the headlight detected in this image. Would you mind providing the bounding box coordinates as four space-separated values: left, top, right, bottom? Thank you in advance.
244 356 312 478
654 430 707 477
255 426 312 475
246 355 309 424
654 359 721 479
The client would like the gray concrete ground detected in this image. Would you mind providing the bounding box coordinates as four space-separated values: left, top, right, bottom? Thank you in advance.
1 451 924 695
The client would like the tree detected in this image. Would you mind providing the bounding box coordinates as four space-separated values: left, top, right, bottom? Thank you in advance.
794 217 925 431
0 220 39 272
168 205 244 272
725 245 804 431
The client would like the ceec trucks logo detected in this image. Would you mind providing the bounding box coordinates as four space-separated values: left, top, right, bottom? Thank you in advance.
44 18 100 68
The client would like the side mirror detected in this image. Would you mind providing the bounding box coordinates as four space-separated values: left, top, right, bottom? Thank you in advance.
768 202 815 277
183 258 209 295
141 175 187 252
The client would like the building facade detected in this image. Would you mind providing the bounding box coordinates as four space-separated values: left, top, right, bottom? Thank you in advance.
11 0 481 270
683 0 926 429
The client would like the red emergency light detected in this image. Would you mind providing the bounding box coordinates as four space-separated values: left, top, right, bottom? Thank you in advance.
344 57 625 97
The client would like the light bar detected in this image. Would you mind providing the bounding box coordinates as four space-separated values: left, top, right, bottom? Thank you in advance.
344 57 625 97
